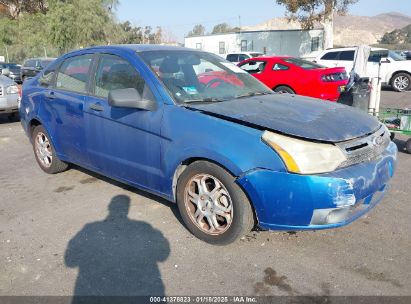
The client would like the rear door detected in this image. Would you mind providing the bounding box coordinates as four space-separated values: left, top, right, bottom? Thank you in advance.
42 53 94 165
84 52 163 190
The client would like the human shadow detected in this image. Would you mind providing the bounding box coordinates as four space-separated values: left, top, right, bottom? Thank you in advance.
65 195 170 300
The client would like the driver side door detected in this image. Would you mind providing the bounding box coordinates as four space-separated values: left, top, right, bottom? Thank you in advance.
84 52 164 191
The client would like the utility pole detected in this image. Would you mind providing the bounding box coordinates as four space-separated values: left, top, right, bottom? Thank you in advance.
5 46 9 63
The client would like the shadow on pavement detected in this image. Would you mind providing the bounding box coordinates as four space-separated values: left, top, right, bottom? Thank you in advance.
65 194 170 301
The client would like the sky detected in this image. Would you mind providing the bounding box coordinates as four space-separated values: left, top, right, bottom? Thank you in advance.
116 0 411 42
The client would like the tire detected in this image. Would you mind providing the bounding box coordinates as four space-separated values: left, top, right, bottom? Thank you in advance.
391 73 411 92
176 161 255 245
406 138 411 155
274 86 295 94
390 132 395 141
32 125 69 174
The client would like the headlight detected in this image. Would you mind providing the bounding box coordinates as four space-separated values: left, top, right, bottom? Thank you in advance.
262 131 347 174
6 85 19 95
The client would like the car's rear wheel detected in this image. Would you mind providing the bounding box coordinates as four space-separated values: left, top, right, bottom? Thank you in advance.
176 161 254 245
392 73 411 92
274 86 295 94
32 125 68 174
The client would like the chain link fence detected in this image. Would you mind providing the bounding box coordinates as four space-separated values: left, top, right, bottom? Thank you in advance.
0 44 61 64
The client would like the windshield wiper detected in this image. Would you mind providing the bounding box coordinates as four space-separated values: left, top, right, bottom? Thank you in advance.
234 91 272 99
183 97 226 104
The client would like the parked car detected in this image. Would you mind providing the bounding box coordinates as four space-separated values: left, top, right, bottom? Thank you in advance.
226 52 264 64
314 47 411 92
20 45 397 245
20 58 56 82
0 69 20 119
238 56 348 101
0 63 22 84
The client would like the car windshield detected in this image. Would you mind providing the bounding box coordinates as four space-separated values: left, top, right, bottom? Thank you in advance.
138 50 273 104
283 58 325 69
40 60 54 68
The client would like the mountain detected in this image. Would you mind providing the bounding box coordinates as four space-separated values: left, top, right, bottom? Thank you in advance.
243 12 411 46
380 23 411 44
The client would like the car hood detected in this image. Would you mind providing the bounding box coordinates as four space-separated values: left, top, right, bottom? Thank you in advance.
185 94 380 142
0 75 16 86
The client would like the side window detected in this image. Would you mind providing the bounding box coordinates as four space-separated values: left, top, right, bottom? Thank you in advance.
238 54 248 62
56 54 93 93
226 54 238 62
339 51 355 61
94 54 154 101
369 51 389 63
321 51 339 60
273 63 289 71
239 61 267 74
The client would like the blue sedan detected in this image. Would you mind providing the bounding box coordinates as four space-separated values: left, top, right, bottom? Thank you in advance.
19 45 397 244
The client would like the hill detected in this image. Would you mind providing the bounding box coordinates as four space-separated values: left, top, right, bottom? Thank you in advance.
243 12 411 47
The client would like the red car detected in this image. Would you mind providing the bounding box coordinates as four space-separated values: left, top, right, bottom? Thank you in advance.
238 56 349 101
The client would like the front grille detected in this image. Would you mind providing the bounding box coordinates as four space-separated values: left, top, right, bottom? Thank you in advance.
337 125 390 168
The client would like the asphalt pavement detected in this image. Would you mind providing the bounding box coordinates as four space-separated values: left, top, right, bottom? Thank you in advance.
0 89 410 297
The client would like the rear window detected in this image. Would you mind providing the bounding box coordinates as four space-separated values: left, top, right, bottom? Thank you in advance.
40 60 54 68
283 58 324 70
24 60 35 67
321 51 339 60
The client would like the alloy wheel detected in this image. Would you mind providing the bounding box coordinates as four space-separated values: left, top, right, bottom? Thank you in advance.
184 174 234 235
35 132 53 168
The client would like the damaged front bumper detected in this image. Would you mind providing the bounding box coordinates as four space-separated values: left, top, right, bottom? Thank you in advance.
237 141 397 230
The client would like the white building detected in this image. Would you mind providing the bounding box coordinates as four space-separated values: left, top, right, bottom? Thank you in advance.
184 29 324 59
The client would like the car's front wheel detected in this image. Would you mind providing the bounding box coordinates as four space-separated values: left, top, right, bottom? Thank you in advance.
32 125 68 174
392 73 411 92
176 161 255 245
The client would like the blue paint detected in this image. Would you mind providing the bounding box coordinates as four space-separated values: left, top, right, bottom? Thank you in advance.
19 45 398 231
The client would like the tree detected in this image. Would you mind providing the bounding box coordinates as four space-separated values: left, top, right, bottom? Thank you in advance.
187 24 206 37
211 23 239 34
276 0 359 49
48 0 114 52
0 0 48 19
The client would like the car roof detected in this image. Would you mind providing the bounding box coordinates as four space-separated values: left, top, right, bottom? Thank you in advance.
81 44 192 53
321 47 387 53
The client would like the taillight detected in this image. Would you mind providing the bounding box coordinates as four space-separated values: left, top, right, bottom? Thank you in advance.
18 86 22 98
321 72 348 82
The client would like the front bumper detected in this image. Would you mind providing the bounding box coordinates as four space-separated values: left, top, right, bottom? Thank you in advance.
237 141 397 230
0 94 19 114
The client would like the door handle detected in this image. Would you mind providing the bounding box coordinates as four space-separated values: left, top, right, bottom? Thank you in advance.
45 91 56 99
89 103 104 112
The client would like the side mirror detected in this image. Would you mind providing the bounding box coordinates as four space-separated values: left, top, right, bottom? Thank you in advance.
380 58 391 64
108 88 157 111
2 68 10 76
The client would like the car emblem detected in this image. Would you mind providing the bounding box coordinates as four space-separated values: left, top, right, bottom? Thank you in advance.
373 136 384 146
